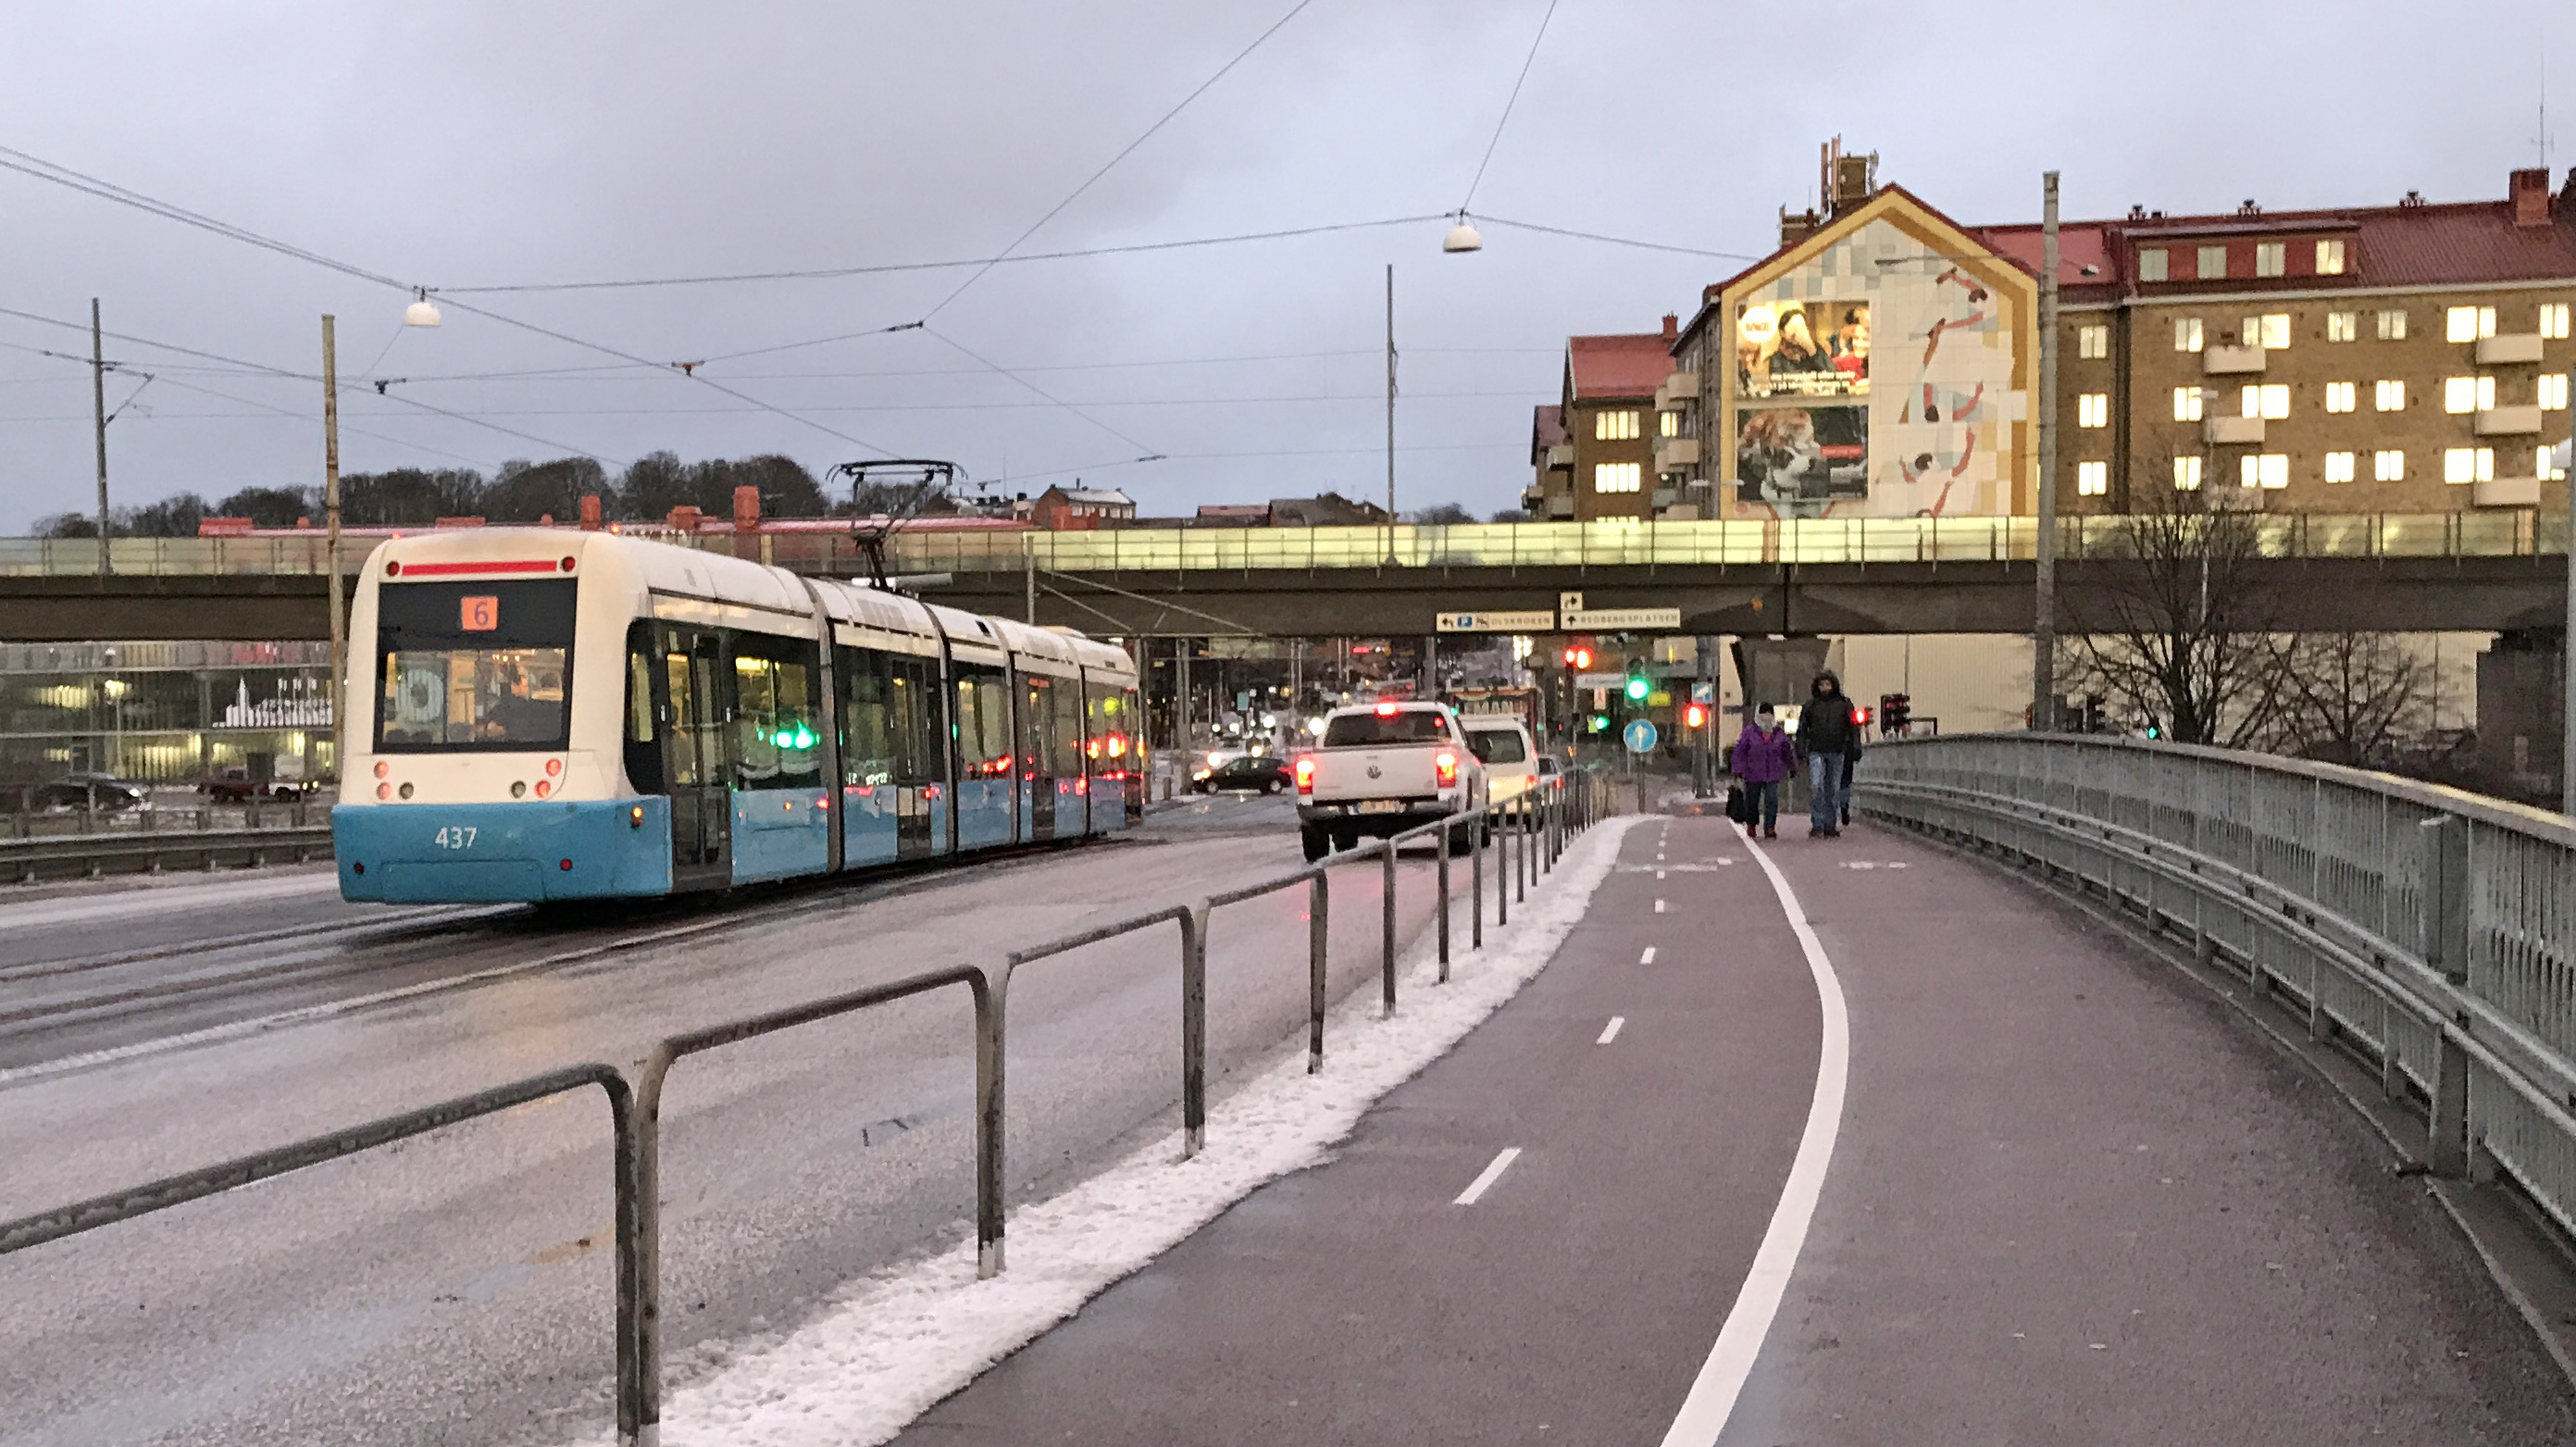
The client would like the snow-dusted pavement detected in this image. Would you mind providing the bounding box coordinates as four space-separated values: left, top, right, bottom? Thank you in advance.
0 800 1500 1447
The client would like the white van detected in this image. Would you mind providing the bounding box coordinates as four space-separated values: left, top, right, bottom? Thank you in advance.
1461 717 1538 810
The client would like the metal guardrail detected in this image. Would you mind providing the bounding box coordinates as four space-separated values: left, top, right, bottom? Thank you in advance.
0 512 2565 577
1 823 333 882
1860 734 2576 1250
0 773 1618 1446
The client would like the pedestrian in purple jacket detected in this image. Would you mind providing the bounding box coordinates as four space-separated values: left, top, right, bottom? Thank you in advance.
1731 705 1798 838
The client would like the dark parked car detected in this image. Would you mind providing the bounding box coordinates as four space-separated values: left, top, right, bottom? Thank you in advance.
15 773 152 812
1185 755 1295 795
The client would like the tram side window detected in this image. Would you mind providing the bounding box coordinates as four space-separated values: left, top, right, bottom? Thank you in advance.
839 646 942 787
1049 674 1085 778
954 663 1014 778
728 632 823 792
624 625 665 794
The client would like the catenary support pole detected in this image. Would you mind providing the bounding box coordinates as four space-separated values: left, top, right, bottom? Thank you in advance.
2032 170 2060 731
91 299 109 577
2564 414 2575 817
322 316 345 787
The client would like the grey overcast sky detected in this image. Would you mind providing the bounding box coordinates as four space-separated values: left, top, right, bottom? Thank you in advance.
1 0 2569 530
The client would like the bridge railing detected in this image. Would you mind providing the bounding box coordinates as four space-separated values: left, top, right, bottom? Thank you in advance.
4 512 2565 578
1860 733 2576 1246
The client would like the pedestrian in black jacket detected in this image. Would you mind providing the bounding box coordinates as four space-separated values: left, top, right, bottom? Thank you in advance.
1798 671 1860 837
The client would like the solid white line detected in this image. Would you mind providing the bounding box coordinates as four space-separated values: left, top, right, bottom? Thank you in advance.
1639 946 1658 965
1453 1146 1523 1205
1596 1016 1625 1044
1657 827 1851 1447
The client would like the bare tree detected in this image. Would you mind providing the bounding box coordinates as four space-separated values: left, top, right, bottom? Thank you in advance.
2057 487 2291 747
2268 631 2433 767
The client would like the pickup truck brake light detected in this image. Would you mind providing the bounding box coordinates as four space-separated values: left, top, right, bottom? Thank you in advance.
1375 701 1400 717
1435 751 1459 787
1295 757 1316 794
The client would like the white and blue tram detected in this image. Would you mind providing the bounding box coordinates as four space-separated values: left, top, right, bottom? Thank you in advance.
334 529 1143 904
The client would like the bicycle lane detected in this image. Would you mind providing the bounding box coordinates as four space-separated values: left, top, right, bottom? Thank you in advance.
1713 821 2576 1446
888 813 1825 1445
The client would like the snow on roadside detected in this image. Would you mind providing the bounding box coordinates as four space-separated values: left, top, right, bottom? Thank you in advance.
587 815 1641 1447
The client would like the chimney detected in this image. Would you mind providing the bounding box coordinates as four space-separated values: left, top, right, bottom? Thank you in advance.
732 484 762 533
2510 166 2551 227
1661 313 1678 343
666 505 702 532
579 493 604 530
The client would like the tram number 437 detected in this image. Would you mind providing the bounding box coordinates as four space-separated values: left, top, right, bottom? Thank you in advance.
434 826 479 850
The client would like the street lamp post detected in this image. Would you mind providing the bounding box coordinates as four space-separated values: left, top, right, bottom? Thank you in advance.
2032 171 2061 732
322 317 345 790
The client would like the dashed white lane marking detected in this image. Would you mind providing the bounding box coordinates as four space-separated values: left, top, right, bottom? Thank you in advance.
1657 869 1667 880
1655 899 1667 913
1639 946 1658 965
1453 1147 1523 1205
1596 1017 1625 1045
1657 826 1852 1447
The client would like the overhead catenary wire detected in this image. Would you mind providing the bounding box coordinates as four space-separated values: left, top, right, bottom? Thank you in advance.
1457 0 1562 216
915 0 1324 325
922 324 1164 461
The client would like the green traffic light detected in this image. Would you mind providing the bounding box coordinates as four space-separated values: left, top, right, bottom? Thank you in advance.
1624 677 1649 702
1588 714 1609 732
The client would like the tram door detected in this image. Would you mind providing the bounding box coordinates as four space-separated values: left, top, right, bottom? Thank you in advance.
662 627 733 889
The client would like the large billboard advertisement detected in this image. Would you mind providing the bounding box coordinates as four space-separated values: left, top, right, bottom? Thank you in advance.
1736 405 1868 507
1736 301 1868 400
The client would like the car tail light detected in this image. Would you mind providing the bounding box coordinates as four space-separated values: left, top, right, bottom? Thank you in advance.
1435 752 1459 786
1295 757 1316 794
1375 701 1400 717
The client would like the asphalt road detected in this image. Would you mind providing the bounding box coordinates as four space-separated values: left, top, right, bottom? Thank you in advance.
886 817 2576 1445
0 793 1436 1447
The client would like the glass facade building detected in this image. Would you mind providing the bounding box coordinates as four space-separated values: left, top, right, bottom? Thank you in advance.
0 640 333 788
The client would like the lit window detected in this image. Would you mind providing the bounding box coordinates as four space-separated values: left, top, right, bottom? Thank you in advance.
2543 373 2570 410
1659 409 1679 438
2323 451 2357 483
1594 409 1640 442
2326 311 2358 342
2374 449 2406 481
2542 444 2570 482
2543 303 2570 340
2443 447 2494 484
2240 453 2288 489
2172 456 2203 491
2377 309 2408 341
2242 313 2291 349
2316 239 2347 275
2323 380 2357 413
2240 383 2289 419
2197 245 2228 279
2445 305 2496 343
2443 376 2495 414
2374 379 2407 412
1593 461 1641 493
2172 386 2205 421
2077 323 2109 359
2255 242 2285 278
2138 248 2169 282
2173 318 2204 353
2075 461 2109 496
2078 393 2109 428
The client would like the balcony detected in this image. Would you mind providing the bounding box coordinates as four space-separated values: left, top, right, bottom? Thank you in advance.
1544 443 1574 469
1654 371 1700 411
1542 493 1574 520
2475 333 2545 365
2473 405 2545 436
2203 345 2267 375
2473 474 2543 508
1653 436 1701 468
2204 416 2266 445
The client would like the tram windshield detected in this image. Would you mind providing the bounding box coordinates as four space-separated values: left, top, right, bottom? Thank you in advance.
376 580 576 750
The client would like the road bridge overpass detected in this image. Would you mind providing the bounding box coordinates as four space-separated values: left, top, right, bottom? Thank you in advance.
0 512 2566 642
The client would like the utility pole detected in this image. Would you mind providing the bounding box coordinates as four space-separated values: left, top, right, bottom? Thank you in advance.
91 299 109 576
1385 263 1397 560
2032 170 2061 731
322 316 347 787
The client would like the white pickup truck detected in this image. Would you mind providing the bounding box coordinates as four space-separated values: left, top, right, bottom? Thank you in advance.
1293 701 1487 861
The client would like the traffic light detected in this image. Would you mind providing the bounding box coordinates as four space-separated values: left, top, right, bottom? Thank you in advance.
1852 704 1873 729
1880 692 1910 737
1683 702 1710 730
1587 713 1610 733
1562 643 1595 670
1623 658 1649 705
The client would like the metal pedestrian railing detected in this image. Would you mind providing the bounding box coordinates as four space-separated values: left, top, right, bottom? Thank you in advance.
0 772 1618 1445
1861 734 2576 1251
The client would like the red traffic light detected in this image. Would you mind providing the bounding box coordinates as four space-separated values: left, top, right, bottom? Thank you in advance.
1564 646 1593 670
1683 703 1710 729
1853 705 1873 727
